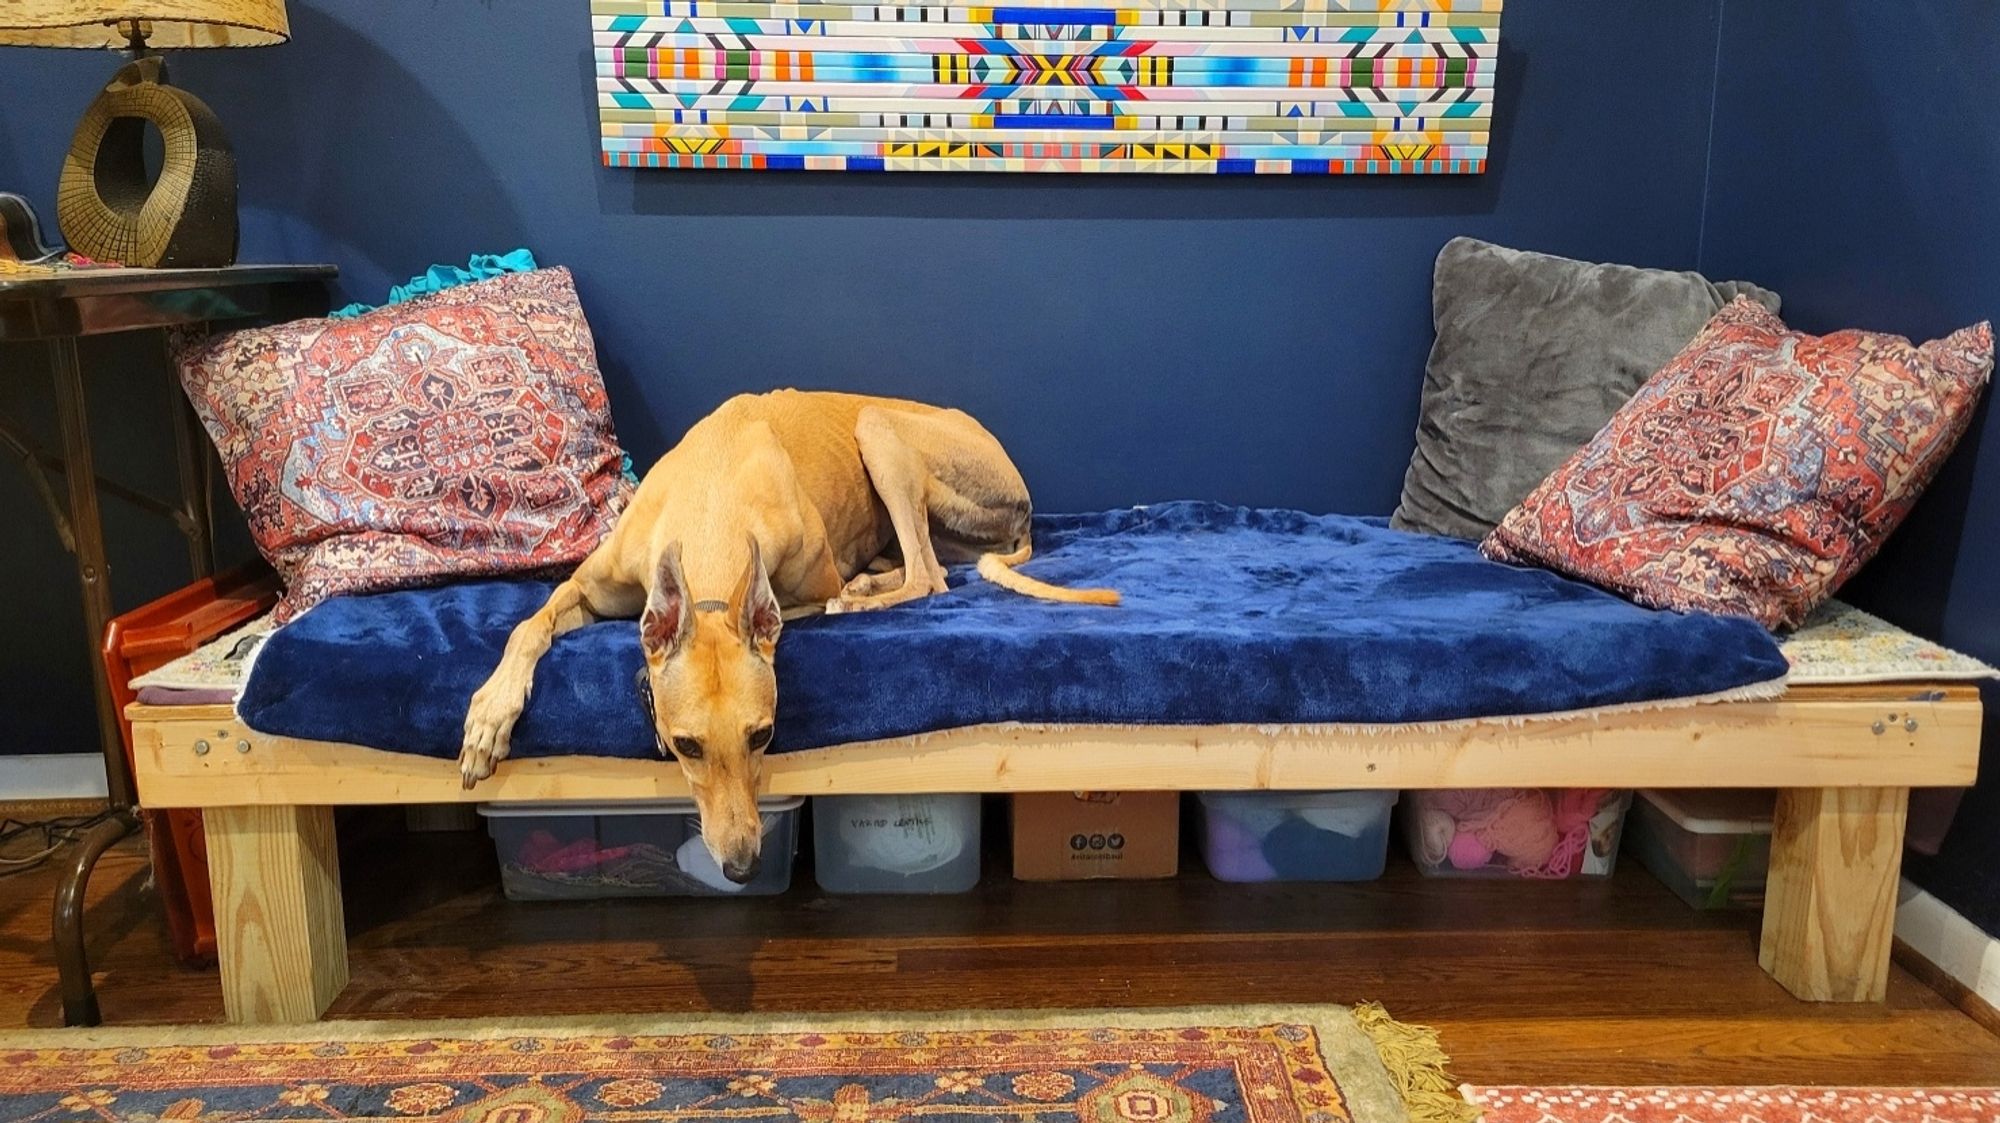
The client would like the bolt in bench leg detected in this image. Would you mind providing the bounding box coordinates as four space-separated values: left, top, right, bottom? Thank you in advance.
1759 786 1908 1002
204 806 348 1023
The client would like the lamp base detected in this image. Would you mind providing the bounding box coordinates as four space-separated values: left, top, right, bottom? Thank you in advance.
56 56 239 269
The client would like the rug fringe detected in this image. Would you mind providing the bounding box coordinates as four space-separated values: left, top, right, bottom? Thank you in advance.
1350 1003 1481 1123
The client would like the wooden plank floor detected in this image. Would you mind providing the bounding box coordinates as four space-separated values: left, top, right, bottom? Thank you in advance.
1 808 1995 1086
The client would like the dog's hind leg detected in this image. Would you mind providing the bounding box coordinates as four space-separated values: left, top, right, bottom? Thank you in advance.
460 557 635 787
833 407 1031 613
841 567 906 598
834 550 908 598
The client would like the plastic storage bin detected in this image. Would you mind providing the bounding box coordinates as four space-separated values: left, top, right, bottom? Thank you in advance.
813 794 982 893
1403 788 1632 879
1196 790 1398 881
1626 788 1774 909
480 798 803 900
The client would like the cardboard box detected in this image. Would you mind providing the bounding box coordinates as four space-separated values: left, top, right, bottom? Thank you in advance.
1010 792 1180 881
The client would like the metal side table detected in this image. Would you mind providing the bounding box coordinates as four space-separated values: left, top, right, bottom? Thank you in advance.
0 264 334 1025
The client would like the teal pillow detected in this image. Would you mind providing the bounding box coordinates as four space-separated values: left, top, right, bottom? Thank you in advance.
330 248 537 318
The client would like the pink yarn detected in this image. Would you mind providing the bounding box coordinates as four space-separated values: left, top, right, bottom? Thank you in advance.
1553 788 1606 834
1484 791 1559 871
1521 788 1615 879
1446 831 1494 870
1415 790 1512 871
1415 788 1595 875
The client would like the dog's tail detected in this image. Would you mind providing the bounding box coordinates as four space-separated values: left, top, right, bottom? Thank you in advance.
977 543 1121 606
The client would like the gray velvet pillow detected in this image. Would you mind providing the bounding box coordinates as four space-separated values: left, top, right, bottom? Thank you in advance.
1391 237 1781 540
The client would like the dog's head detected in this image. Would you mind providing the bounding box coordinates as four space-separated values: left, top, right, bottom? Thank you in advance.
638 538 782 884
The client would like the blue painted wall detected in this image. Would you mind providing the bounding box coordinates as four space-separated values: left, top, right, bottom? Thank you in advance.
2 1 1724 511
0 1 1732 757
6 1 1998 948
1699 0 2000 940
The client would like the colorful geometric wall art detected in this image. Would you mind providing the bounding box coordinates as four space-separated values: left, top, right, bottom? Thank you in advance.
592 0 1500 174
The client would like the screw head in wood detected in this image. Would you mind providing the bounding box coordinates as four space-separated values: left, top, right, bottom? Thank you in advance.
194 739 211 755
1871 721 1886 735
235 739 251 753
1905 718 1919 733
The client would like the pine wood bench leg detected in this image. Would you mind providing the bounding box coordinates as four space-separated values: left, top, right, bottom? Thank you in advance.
203 806 349 1023
1759 786 1909 1002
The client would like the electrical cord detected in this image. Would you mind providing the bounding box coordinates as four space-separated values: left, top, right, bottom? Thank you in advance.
0 810 120 878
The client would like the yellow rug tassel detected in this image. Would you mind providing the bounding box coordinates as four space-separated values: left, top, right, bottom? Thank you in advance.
1350 1003 1481 1123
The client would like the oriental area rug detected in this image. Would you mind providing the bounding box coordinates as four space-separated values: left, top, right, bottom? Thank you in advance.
0 1004 1476 1123
1462 1085 2000 1123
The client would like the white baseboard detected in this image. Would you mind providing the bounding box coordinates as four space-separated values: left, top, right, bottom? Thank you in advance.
1898 877 2000 1009
0 753 109 801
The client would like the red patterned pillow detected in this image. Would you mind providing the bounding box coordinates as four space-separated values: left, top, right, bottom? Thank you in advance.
177 268 634 622
1482 298 1992 630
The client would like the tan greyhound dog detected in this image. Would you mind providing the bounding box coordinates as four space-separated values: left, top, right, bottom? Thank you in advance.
459 390 1117 883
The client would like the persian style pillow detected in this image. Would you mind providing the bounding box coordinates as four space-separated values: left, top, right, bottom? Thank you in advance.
1483 298 1993 630
177 268 633 622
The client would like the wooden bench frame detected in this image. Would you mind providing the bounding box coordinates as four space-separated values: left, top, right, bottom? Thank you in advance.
127 681 1982 1024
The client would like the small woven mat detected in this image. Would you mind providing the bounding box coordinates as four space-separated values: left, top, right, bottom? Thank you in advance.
130 611 277 694
1782 601 1997 685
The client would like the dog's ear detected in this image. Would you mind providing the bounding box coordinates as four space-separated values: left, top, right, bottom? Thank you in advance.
730 535 783 660
642 541 694 660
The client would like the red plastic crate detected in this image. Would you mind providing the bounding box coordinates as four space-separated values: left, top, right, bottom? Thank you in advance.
101 563 281 965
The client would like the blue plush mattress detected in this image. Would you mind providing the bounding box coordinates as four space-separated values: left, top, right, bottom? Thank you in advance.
238 501 1789 759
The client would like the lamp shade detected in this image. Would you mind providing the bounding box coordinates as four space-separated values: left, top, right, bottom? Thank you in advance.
0 1 288 48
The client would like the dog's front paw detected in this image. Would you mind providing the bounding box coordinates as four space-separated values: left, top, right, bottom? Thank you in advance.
460 690 521 789
824 597 850 616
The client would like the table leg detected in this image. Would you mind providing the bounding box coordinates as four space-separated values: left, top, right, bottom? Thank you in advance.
48 337 145 1026
52 810 140 1026
48 337 134 809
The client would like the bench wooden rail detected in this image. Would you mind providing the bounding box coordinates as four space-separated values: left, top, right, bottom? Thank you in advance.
124 681 1982 1022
